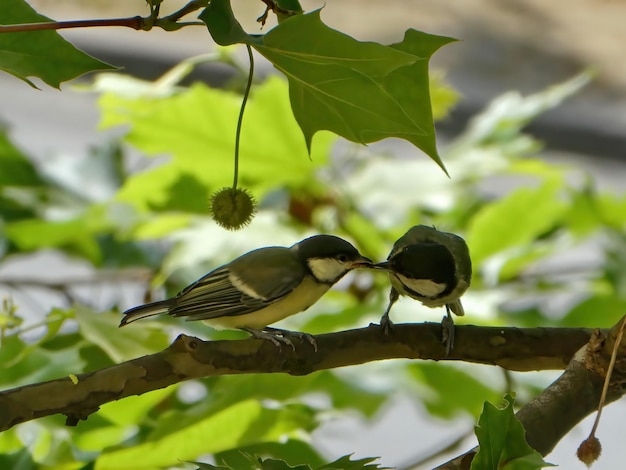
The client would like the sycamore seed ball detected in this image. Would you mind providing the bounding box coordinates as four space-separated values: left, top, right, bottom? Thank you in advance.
210 187 257 230
577 436 602 467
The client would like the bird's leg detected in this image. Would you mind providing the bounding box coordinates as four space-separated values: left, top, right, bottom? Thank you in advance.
241 327 295 350
380 288 400 335
441 306 455 355
266 327 318 352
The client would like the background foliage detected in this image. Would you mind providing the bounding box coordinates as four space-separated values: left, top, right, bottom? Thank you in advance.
2 1 626 469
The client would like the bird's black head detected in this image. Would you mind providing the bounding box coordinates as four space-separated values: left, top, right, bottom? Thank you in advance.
294 235 372 283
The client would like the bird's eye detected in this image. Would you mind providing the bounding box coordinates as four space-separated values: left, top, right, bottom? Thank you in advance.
337 254 349 262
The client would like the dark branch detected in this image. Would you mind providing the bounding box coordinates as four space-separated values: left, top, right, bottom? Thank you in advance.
0 323 594 432
0 17 146 33
0 0 210 34
435 320 626 469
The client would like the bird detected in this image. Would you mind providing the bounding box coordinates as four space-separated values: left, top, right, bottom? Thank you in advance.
120 234 372 349
374 225 472 354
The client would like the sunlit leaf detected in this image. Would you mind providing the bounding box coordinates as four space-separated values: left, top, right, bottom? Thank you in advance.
409 363 500 418
472 394 554 470
96 400 316 469
100 77 335 211
449 72 592 153
5 217 102 263
74 307 170 363
560 295 626 328
467 178 567 265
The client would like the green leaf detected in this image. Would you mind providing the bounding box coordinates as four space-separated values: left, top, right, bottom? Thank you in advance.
96 400 317 469
430 73 460 121
0 0 115 88
99 77 335 211
4 216 103 263
467 178 567 265
74 306 170 363
0 331 86 388
597 193 626 229
253 12 455 171
73 388 174 452
0 127 44 186
199 371 385 421
449 72 592 153
472 394 554 470
560 295 626 328
409 363 500 418
132 213 192 239
0 448 37 470
199 0 262 46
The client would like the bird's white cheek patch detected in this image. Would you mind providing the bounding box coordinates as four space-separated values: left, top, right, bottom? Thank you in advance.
307 258 346 283
397 274 447 297
229 273 266 300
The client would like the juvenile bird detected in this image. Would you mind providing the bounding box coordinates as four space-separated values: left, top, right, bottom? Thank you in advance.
120 235 372 349
375 225 471 354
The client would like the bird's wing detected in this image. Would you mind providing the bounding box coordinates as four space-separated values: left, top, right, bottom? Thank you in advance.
169 247 305 321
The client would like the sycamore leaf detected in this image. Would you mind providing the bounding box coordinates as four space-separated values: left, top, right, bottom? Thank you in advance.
200 0 454 172
257 12 454 172
0 0 115 88
472 394 554 470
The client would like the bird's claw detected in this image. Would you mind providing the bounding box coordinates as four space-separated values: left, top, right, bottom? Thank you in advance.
257 327 318 352
243 327 295 350
379 314 395 335
441 313 455 356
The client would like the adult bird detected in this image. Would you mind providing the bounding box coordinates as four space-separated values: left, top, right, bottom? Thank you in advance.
120 235 372 349
375 225 472 354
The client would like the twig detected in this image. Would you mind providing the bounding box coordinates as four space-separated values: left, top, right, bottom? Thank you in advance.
0 0 209 34
0 17 146 33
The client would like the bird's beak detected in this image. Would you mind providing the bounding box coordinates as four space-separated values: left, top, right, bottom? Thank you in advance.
351 256 373 268
372 261 393 271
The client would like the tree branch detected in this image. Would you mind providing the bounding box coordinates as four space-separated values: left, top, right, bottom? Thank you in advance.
435 318 626 469
0 323 593 431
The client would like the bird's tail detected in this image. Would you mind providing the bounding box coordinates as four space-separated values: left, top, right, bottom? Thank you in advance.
119 299 173 327
447 299 465 317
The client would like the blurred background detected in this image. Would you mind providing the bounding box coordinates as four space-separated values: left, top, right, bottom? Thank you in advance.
1 1 626 469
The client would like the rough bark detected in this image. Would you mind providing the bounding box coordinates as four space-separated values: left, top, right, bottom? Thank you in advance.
436 319 626 469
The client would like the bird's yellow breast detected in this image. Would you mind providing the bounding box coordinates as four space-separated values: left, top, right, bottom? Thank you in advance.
202 276 330 330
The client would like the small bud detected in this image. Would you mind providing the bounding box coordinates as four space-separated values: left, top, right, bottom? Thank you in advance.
577 436 602 467
210 187 256 231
